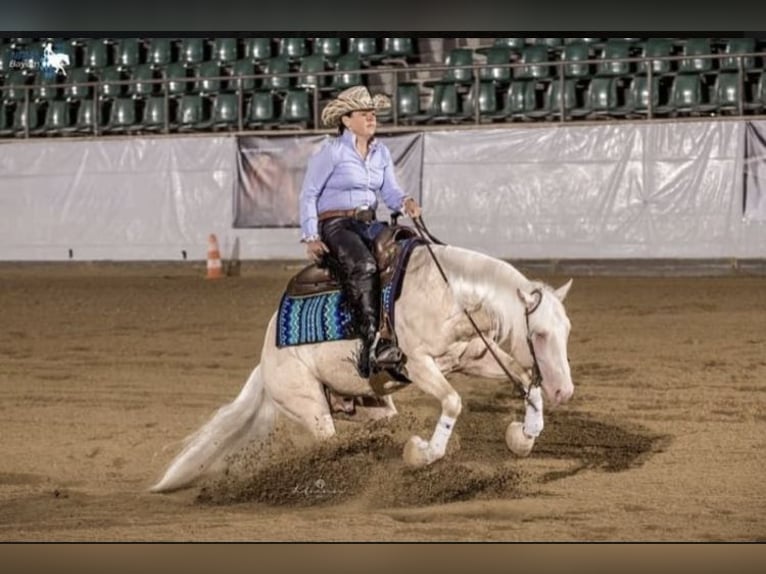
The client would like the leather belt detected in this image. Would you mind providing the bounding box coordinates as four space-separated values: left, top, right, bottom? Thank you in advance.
318 206 376 223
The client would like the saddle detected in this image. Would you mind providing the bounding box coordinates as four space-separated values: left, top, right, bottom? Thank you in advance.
285 223 420 298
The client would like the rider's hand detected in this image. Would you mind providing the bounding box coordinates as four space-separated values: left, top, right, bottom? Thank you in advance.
305 239 329 262
403 197 422 219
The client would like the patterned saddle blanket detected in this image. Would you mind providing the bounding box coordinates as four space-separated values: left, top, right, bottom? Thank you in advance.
276 237 423 348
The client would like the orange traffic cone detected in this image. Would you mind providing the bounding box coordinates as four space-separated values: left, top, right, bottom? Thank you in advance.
206 234 224 280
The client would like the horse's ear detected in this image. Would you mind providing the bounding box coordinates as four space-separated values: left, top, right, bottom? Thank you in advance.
554 279 573 302
517 288 537 310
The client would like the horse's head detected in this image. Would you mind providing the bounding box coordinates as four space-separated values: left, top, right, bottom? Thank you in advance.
517 279 574 408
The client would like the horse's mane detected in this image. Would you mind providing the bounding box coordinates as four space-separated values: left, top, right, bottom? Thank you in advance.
432 245 541 342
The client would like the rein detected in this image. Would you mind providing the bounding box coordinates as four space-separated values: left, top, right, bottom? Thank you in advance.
411 216 543 412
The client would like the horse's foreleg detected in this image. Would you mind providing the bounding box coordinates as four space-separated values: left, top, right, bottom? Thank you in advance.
401 356 462 468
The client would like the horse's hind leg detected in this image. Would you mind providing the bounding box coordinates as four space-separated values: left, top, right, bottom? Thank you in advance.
264 354 336 441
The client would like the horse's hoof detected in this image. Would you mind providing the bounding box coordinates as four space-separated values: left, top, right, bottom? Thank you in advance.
506 421 535 457
403 435 431 467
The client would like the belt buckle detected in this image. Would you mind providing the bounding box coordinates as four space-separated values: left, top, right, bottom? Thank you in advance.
354 205 374 223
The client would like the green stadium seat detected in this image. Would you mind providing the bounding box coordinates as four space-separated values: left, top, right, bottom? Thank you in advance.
442 48 474 85
140 96 168 131
263 56 291 91
534 38 563 50
331 53 362 89
194 61 223 95
128 63 157 98
230 59 258 91
709 71 742 114
243 38 272 62
614 75 671 117
279 89 311 126
114 38 141 69
164 62 189 97
679 38 713 74
0 44 13 75
597 39 632 77
493 38 525 51
548 78 583 120
42 100 72 134
246 91 276 127
180 38 206 65
504 80 536 119
0 103 14 136
212 38 238 64
393 82 421 122
745 71 766 113
719 38 757 71
669 73 715 115
514 45 551 80
560 41 592 79
480 46 512 84
64 68 93 100
176 94 210 131
381 38 416 62
12 100 42 135
431 83 464 122
296 54 327 90
522 82 553 120
3 70 31 103
212 92 239 129
278 37 308 61
104 97 137 133
33 73 60 101
83 39 109 69
465 81 505 120
348 38 380 62
313 37 342 62
74 98 99 133
582 76 618 117
98 66 124 99
637 38 675 76
147 38 173 67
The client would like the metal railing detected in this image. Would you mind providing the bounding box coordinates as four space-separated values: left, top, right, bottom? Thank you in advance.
2 49 765 139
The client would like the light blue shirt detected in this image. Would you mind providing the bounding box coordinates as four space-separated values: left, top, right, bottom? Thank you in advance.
299 130 408 241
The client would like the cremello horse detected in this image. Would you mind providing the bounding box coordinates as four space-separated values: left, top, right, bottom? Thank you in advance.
151 243 574 492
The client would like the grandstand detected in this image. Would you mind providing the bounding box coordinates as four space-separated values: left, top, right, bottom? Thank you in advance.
2 36 766 137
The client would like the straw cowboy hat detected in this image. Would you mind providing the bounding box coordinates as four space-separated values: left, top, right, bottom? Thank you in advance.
321 85 391 128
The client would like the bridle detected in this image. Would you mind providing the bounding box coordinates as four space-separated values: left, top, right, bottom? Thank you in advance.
411 216 544 412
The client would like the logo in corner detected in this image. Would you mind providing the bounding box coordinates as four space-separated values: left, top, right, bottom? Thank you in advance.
40 42 71 78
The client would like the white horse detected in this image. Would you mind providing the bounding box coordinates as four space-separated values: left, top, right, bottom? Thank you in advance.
42 44 70 76
151 243 574 493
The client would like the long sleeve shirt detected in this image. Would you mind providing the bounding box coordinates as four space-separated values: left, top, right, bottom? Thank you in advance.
299 130 408 241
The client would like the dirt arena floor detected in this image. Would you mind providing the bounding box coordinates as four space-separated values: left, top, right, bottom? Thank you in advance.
1 260 764 542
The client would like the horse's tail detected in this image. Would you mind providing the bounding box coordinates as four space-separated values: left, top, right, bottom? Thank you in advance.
150 363 276 493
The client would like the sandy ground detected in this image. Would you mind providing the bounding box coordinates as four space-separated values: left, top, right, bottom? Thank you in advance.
0 260 764 542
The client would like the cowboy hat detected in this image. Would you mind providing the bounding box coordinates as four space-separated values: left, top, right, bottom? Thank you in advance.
320 85 391 128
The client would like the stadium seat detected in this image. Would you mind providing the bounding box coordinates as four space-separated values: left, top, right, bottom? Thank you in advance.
104 97 137 133
180 38 206 65
140 95 168 131
583 76 619 117
637 38 675 76
615 75 672 117
393 82 421 122
709 71 742 114
246 91 276 128
503 80 536 120
33 73 60 101
442 48 474 85
98 66 124 99
128 63 157 98
12 100 42 135
463 81 504 120
548 78 584 120
176 93 210 131
522 82 553 120
745 70 766 113
114 38 141 69
719 37 757 71
64 68 93 100
279 89 311 126
679 38 714 74
0 103 14 136
74 98 99 133
147 38 173 67
597 39 632 77
212 38 238 64
42 99 72 134
243 37 272 62
83 38 109 70
3 70 29 103
514 45 551 80
331 53 362 89
534 38 563 50
480 46 513 84
493 38 525 51
312 37 342 62
230 59 258 91
278 37 308 61
669 73 715 115
430 83 464 122
381 37 416 63
0 44 13 75
347 38 380 63
560 41 592 79
296 54 328 90
262 56 292 91
194 61 223 95
211 92 239 129
164 62 189 97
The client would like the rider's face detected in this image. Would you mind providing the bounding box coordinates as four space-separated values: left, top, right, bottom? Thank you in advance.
343 109 377 139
